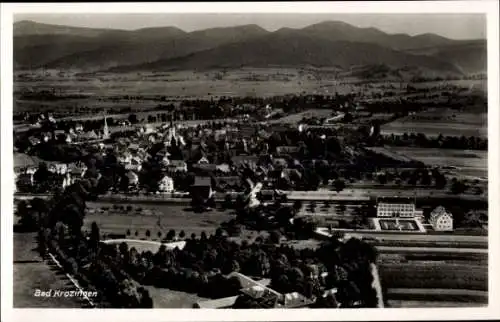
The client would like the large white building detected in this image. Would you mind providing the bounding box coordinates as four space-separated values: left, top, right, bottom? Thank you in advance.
429 206 454 231
376 197 417 218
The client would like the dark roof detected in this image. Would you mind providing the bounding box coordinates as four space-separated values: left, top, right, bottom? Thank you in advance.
377 196 414 203
193 176 211 187
231 155 259 164
192 163 217 172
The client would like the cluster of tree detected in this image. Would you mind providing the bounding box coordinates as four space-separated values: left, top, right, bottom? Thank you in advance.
34 174 153 308
378 133 487 151
372 168 448 189
111 227 379 308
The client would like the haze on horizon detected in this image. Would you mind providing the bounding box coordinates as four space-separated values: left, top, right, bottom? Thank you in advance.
14 13 486 40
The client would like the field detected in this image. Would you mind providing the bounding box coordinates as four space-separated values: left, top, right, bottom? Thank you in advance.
13 233 84 308
379 262 488 291
381 108 487 138
387 147 487 178
84 202 234 238
14 68 359 103
269 108 335 125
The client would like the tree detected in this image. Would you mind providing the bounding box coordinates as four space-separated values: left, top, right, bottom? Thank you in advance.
135 230 139 237
90 221 100 250
450 180 467 194
293 200 303 213
179 230 186 239
126 229 131 236
146 230 151 238
157 231 162 239
334 179 346 193
166 229 176 241
128 114 138 124
223 194 233 209
269 230 282 244
200 231 208 241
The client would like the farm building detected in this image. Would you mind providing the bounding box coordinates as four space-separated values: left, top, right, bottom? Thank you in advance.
429 206 454 231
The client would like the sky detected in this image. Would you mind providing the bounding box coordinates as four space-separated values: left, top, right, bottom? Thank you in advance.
14 13 486 40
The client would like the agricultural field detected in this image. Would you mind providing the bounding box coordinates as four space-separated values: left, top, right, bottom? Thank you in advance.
14 68 359 102
387 147 487 179
380 109 487 138
379 262 488 291
83 202 234 238
388 300 486 308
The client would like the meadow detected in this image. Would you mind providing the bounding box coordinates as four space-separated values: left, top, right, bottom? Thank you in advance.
84 202 234 238
386 147 487 179
380 108 487 138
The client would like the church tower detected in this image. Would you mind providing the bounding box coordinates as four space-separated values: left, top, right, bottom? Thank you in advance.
103 112 109 140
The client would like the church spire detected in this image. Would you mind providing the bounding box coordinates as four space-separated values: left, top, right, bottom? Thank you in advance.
103 110 109 139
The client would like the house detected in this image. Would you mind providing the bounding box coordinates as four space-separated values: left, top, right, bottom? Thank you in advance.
28 136 41 146
216 163 231 174
62 173 74 189
197 156 210 164
215 176 242 191
125 171 140 187
276 146 300 155
75 123 84 132
167 160 188 173
429 206 453 231
231 155 259 168
271 157 289 169
80 130 99 141
376 197 416 218
67 162 87 179
192 163 217 173
158 175 174 193
48 163 68 175
191 176 213 202
16 173 34 192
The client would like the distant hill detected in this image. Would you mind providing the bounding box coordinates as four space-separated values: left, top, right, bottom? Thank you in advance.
14 21 268 70
112 31 462 74
297 21 459 50
13 20 485 74
404 40 487 74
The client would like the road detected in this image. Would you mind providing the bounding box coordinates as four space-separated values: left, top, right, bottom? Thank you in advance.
376 246 487 254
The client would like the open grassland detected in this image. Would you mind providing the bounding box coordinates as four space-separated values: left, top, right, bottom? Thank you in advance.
84 202 234 238
381 109 487 138
386 147 487 178
14 233 84 308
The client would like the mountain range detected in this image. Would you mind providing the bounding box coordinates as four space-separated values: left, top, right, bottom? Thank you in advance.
14 20 486 75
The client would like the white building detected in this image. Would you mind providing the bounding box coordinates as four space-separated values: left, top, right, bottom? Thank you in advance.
158 175 175 193
62 173 74 189
376 198 416 218
429 206 454 231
